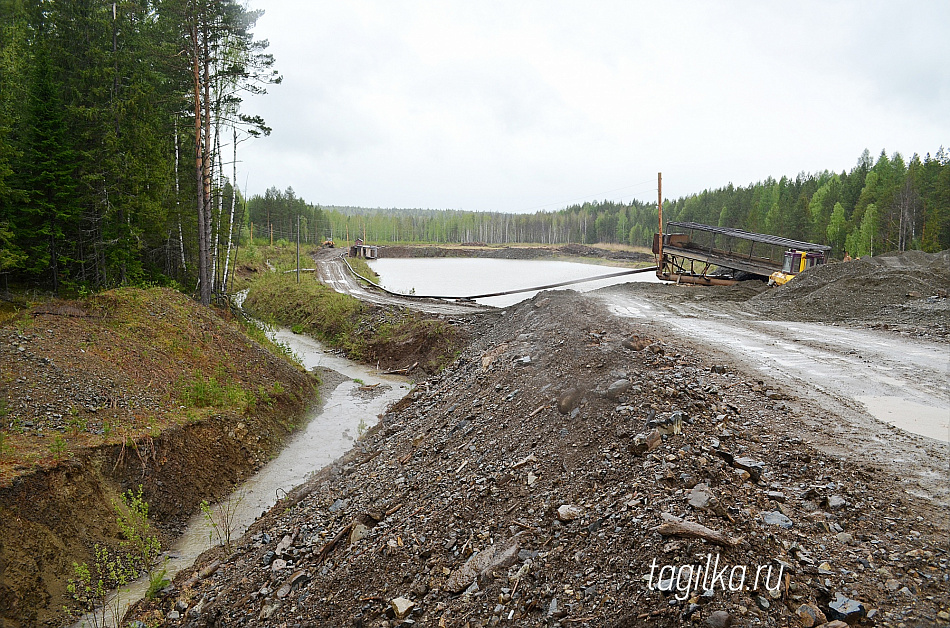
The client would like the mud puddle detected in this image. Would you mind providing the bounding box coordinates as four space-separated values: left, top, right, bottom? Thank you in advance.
75 329 408 627
856 395 950 443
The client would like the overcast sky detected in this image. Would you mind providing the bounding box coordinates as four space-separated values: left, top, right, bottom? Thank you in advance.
237 1 950 212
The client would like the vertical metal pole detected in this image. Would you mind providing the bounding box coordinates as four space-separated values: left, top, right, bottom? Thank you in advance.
657 172 663 272
296 214 300 284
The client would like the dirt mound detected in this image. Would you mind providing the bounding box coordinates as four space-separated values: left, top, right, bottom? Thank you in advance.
0 288 319 627
751 250 950 324
129 291 946 628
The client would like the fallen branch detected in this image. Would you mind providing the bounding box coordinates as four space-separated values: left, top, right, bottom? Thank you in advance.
528 404 548 417
652 513 743 547
385 503 404 516
315 521 354 563
383 361 419 375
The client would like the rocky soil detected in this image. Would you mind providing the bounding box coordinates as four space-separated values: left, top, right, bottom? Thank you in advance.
752 250 950 339
128 290 949 628
0 288 320 627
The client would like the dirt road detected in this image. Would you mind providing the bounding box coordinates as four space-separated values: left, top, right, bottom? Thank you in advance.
598 282 950 506
313 249 492 315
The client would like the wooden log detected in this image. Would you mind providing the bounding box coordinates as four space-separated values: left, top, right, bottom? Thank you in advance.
652 513 743 547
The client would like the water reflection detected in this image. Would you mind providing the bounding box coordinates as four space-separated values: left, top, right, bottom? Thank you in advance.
368 258 658 307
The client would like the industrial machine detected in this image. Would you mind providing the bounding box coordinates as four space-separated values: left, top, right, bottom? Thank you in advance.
653 221 830 285
768 249 826 285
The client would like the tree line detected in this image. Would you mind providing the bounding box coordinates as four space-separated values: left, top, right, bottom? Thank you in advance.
246 148 949 258
0 0 278 303
2 10 947 305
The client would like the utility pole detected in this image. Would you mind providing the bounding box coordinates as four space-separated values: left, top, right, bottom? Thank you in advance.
296 214 300 284
657 172 663 264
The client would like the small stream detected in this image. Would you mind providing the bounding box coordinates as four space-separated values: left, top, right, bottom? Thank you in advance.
74 328 408 627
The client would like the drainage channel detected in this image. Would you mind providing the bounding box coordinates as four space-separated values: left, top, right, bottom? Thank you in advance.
72 328 409 627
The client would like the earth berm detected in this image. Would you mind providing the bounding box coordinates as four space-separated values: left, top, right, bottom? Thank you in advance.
0 288 321 627
128 288 948 627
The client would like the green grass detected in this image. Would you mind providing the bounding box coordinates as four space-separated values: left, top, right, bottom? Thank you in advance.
178 370 253 412
244 273 363 345
243 272 463 371
346 256 380 285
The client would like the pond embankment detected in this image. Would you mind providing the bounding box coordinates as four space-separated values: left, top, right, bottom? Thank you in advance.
378 243 652 264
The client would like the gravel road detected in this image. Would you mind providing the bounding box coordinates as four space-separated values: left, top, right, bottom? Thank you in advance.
597 282 950 507
313 249 493 315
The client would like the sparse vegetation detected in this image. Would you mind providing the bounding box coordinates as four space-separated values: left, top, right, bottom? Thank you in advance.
179 370 253 412
49 434 68 459
200 490 246 554
1 286 320 626
66 487 163 627
66 543 132 628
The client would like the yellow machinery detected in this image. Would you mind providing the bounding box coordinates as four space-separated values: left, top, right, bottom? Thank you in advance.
769 250 825 285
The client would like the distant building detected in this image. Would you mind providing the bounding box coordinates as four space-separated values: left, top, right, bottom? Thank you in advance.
349 238 378 259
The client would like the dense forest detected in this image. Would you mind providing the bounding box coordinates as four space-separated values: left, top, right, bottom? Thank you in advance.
248 148 950 259
0 0 278 303
1 4 947 300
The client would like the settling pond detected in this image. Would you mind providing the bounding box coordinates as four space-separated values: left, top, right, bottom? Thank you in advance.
367 257 659 307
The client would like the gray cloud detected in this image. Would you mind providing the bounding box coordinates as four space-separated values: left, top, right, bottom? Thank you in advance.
239 0 950 211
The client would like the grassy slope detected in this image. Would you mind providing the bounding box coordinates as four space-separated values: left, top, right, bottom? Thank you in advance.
243 273 465 373
0 287 316 482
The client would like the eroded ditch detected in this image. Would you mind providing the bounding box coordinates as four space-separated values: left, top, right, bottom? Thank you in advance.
73 328 409 627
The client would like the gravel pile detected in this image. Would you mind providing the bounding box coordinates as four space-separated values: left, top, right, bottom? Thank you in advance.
751 250 950 332
129 291 949 628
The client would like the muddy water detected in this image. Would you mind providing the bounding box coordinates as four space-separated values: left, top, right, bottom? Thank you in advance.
77 329 408 627
855 396 950 443
368 258 658 307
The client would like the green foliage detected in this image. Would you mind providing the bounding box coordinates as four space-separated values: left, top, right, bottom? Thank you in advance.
244 270 463 371
49 434 67 458
66 486 162 626
66 544 134 628
0 0 278 295
115 486 161 580
200 491 245 554
145 565 169 600
242 148 950 260
179 370 252 412
346 255 380 284
244 272 363 345
0 220 25 274
826 202 848 255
